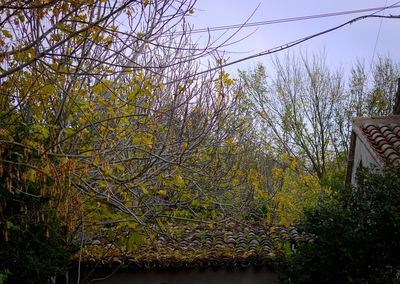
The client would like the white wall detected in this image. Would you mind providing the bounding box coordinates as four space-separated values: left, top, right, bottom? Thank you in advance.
351 136 382 184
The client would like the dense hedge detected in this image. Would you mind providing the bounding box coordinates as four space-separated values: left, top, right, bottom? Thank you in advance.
0 122 69 284
275 167 400 284
0 188 69 283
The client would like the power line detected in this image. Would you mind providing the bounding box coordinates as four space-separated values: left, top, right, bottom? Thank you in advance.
369 0 389 74
167 14 400 84
183 4 400 35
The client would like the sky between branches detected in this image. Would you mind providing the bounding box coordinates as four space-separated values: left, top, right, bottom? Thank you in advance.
187 0 400 76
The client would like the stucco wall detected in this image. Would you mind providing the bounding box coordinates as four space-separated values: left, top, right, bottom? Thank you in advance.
68 267 278 284
351 136 382 184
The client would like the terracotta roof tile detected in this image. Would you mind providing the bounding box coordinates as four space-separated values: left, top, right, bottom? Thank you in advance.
393 126 400 135
361 120 400 165
77 223 308 269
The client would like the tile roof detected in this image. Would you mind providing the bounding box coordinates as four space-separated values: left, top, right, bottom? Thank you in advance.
357 117 400 166
76 223 307 269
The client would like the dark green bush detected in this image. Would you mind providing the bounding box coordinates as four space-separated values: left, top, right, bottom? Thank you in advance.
0 121 69 284
275 167 400 284
0 189 69 284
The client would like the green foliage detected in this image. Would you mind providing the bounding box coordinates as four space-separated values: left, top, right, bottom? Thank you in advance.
320 164 347 200
0 121 69 284
246 153 325 227
0 270 10 284
275 167 400 284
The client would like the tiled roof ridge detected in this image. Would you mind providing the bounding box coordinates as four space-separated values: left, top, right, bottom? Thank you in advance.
76 223 312 269
157 224 272 254
360 121 400 166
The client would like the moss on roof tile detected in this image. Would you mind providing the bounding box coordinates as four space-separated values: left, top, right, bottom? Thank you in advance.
73 222 306 269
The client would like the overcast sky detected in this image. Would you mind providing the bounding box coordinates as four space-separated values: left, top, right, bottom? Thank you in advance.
187 0 400 76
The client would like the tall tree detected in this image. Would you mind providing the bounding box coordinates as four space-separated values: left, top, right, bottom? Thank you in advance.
368 56 400 115
241 53 345 180
0 0 249 239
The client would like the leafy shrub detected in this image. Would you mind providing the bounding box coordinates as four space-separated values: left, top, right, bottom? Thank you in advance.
0 189 69 283
275 167 400 284
0 270 10 284
0 121 69 283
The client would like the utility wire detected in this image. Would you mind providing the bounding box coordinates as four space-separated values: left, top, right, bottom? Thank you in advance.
182 4 400 35
369 0 389 73
167 14 400 84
